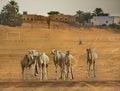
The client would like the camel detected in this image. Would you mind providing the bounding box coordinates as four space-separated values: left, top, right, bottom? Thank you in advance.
20 54 37 80
36 53 50 80
64 51 74 80
51 49 76 80
21 50 39 80
51 49 66 80
86 48 97 78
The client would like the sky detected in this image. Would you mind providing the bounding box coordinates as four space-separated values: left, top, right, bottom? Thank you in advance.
0 0 120 16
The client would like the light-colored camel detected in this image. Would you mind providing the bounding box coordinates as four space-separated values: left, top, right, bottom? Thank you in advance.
51 49 65 80
51 49 76 80
36 53 50 80
86 48 97 78
64 51 75 80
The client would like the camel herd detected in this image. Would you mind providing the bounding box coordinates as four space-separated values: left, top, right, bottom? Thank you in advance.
21 48 97 80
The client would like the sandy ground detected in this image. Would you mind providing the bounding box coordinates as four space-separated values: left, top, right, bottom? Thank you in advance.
0 23 120 91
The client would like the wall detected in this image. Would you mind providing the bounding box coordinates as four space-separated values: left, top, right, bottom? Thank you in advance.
22 14 47 23
50 15 76 23
114 16 120 25
22 13 77 24
91 16 114 26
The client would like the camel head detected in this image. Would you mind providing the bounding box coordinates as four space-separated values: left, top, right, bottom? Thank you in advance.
51 49 57 55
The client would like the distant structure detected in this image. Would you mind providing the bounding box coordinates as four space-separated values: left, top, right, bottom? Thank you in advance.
91 16 114 26
91 16 120 26
50 14 77 24
22 12 78 24
22 11 48 23
114 16 120 25
22 12 120 27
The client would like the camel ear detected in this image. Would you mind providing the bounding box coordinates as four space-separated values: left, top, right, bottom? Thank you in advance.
51 50 54 54
86 49 89 51
66 50 70 55
38 53 41 56
51 49 56 54
67 50 70 53
25 54 28 57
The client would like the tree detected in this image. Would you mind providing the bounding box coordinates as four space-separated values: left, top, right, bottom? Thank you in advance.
76 10 84 25
82 12 92 23
47 11 60 29
76 10 92 26
101 13 109 16
47 11 60 16
0 0 22 26
93 8 103 16
93 8 109 16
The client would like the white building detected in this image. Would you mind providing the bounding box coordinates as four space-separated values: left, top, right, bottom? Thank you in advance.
91 16 114 26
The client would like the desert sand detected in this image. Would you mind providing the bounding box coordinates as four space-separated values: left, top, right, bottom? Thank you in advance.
0 23 120 91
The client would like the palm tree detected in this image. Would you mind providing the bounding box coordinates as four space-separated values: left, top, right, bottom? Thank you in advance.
0 0 22 26
76 10 84 26
9 0 19 14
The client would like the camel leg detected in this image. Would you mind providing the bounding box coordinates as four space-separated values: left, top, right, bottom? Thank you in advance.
40 65 43 80
31 59 37 77
63 64 67 80
37 66 40 80
66 65 69 79
24 67 27 80
89 61 93 78
86 62 89 78
35 59 38 76
31 64 35 77
59 65 62 79
44 63 48 80
92 61 96 77
27 67 31 80
46 65 48 80
71 67 74 79
68 65 72 80
55 64 59 80
21 66 25 80
86 62 91 78
37 65 41 80
34 64 38 76
59 69 62 79
69 65 74 80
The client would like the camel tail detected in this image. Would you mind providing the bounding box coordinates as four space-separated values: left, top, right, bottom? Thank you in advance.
70 55 78 68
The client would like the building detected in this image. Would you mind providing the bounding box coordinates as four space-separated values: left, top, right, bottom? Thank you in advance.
91 16 114 26
114 16 120 25
22 12 48 23
50 14 77 24
22 12 78 24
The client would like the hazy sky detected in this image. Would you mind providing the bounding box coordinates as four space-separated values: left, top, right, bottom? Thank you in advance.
0 0 120 16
